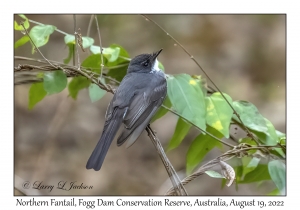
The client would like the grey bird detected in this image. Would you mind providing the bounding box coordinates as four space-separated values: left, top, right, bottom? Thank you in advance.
86 49 167 171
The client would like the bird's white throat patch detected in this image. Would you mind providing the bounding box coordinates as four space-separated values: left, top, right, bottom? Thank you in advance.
151 59 161 73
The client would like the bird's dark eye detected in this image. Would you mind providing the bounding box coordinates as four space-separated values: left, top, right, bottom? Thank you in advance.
143 59 150 66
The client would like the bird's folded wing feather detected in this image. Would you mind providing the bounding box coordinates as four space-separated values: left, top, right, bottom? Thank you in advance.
117 81 167 146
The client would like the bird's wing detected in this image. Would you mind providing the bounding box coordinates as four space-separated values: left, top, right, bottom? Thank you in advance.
117 79 167 147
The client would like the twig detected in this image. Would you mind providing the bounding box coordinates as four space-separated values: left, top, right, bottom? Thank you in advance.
14 64 122 87
165 154 235 195
87 15 94 38
20 23 57 69
73 15 81 69
141 14 259 145
14 56 128 70
146 125 188 196
94 15 105 80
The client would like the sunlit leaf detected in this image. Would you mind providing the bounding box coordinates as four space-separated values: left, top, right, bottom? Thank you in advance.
90 45 121 63
267 188 280 195
14 14 30 30
29 25 56 53
167 74 206 131
105 44 130 67
14 35 30 49
64 34 94 48
205 92 233 138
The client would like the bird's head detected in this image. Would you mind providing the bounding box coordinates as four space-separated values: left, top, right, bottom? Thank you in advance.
127 49 163 74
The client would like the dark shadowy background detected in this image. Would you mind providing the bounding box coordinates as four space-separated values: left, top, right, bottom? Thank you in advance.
14 14 286 195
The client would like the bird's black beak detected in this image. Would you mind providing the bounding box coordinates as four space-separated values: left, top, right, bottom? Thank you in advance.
151 49 163 60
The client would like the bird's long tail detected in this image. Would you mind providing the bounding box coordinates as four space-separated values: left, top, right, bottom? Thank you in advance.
86 108 124 171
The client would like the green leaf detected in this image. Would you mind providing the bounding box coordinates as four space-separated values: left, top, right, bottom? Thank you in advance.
14 35 30 49
233 101 277 145
90 45 101 54
264 118 279 143
268 160 286 195
221 178 227 189
88 80 106 103
239 164 271 184
103 47 120 62
151 96 171 123
64 34 75 44
192 75 208 97
43 71 67 95
14 14 30 30
267 188 280 195
276 130 286 142
167 74 206 131
29 25 56 53
68 76 91 99
63 43 74 64
186 126 223 174
205 92 233 138
28 83 47 110
107 65 128 82
167 117 191 151
105 44 130 67
81 54 103 74
64 34 94 49
239 137 256 145
235 158 243 190
64 35 93 64
205 171 225 179
90 45 121 63
242 157 260 176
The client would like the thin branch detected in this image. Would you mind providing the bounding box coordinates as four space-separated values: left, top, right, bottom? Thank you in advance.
14 56 128 70
146 125 188 196
14 64 122 86
20 24 57 69
141 14 259 145
28 19 69 36
73 15 81 69
94 15 105 80
165 154 235 195
87 15 94 38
